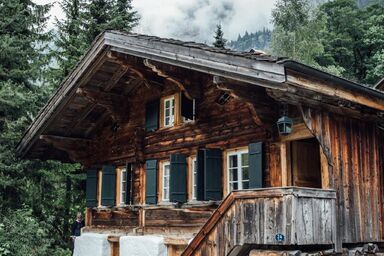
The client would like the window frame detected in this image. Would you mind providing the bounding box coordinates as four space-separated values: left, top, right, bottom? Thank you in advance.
163 96 175 128
161 161 171 202
227 149 249 193
120 167 127 205
190 156 198 200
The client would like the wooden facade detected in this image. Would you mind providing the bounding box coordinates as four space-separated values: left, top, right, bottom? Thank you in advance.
17 31 384 255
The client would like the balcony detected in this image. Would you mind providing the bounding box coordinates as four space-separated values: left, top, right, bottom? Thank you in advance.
183 187 337 256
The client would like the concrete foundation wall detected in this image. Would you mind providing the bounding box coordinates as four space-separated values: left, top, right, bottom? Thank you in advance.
73 233 111 256
120 235 167 256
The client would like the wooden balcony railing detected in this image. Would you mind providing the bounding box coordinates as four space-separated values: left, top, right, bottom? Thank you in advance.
182 187 337 256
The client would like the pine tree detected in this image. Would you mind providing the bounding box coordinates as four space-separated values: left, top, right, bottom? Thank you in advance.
52 0 88 82
84 0 139 44
213 24 227 49
109 0 139 32
0 0 51 87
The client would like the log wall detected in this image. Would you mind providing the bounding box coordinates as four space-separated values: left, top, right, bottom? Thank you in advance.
91 81 275 205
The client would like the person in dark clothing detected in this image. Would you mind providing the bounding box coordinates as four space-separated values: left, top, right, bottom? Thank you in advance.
70 212 85 252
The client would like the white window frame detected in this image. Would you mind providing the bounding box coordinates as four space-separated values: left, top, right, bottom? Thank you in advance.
227 149 249 193
162 161 170 202
191 157 197 200
163 96 175 127
120 167 127 205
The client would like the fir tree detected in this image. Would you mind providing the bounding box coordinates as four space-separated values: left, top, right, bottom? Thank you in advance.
84 0 139 44
0 0 51 87
53 0 88 82
213 24 227 49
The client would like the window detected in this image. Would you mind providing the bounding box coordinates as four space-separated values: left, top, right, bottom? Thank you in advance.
227 150 249 192
120 167 127 204
162 161 170 201
163 96 175 127
191 157 197 200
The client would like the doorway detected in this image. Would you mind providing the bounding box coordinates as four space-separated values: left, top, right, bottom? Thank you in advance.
290 138 322 188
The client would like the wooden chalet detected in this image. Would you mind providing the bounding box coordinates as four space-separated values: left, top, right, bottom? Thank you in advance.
17 31 384 256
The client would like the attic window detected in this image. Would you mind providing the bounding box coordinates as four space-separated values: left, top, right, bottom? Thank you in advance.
216 92 231 105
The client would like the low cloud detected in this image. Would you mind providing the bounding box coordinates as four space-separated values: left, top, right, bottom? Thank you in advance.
133 0 276 43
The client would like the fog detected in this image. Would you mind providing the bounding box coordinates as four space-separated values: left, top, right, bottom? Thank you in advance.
133 0 276 42
34 0 277 43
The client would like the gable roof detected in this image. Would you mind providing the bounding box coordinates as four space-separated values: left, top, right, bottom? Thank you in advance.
16 30 384 162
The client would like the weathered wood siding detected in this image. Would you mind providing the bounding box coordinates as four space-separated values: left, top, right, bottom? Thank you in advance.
91 81 274 204
302 108 383 243
88 206 215 235
183 187 337 256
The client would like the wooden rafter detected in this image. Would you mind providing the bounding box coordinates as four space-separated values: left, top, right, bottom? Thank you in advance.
40 135 95 162
143 59 194 99
76 88 129 123
107 51 150 88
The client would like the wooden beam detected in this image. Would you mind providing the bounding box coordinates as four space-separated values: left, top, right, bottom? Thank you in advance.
287 73 384 111
267 88 381 121
40 135 95 162
143 59 194 99
107 51 151 88
76 87 128 123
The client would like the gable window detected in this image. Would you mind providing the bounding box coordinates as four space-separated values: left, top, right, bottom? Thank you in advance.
162 161 170 201
163 96 175 127
191 157 197 200
120 167 127 204
227 149 249 192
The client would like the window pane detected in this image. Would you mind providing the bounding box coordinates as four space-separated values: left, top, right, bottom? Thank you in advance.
229 168 238 182
229 155 238 168
164 165 170 175
165 100 170 108
242 181 249 189
122 171 127 182
242 167 249 180
233 183 238 190
241 153 249 166
122 192 126 202
165 108 170 116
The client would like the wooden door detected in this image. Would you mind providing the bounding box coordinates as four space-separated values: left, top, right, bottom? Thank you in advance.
291 138 321 188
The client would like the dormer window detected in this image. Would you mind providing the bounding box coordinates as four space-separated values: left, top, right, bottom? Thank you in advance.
163 96 175 127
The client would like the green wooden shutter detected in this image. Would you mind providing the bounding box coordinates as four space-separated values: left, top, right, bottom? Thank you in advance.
145 100 159 132
196 149 205 201
204 149 222 201
169 154 187 203
86 169 98 208
181 93 194 120
125 163 133 205
249 142 263 188
145 160 157 204
101 165 116 207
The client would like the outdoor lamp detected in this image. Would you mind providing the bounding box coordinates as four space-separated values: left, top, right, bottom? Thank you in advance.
277 116 293 135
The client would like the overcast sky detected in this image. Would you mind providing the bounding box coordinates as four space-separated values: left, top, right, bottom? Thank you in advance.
36 0 276 43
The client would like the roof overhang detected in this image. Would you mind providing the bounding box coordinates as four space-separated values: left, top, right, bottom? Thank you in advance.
16 30 384 161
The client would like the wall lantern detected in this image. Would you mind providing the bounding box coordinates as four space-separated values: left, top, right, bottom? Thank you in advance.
277 116 293 136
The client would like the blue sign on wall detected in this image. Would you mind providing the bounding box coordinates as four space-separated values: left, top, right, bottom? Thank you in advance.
275 233 285 242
